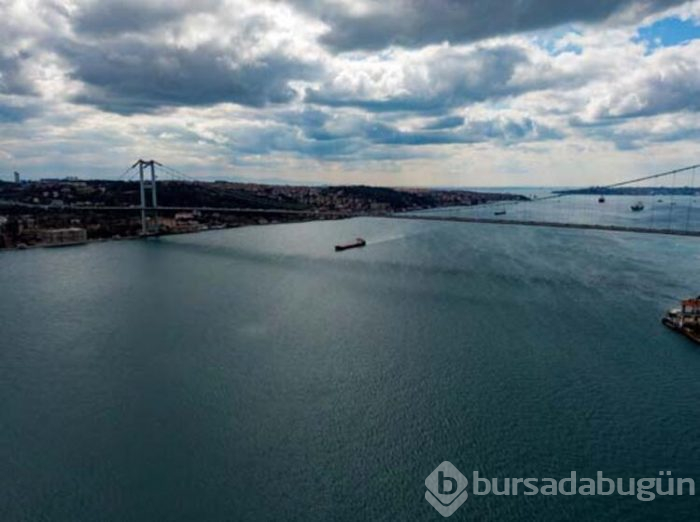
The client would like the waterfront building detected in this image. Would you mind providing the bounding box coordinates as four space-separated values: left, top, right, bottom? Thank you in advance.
39 227 88 247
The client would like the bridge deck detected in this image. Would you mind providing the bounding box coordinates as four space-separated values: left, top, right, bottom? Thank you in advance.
385 214 700 237
5 201 700 238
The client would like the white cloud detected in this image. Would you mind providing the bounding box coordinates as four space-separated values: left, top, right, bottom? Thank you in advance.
1 0 699 185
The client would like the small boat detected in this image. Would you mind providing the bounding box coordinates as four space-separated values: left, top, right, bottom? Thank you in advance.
598 196 605 203
630 202 644 212
335 238 366 252
494 210 507 216
663 297 700 344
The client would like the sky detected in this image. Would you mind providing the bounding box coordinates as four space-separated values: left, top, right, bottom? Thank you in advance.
1 0 700 186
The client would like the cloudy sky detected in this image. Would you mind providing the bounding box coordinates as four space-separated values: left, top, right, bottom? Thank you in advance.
1 0 700 186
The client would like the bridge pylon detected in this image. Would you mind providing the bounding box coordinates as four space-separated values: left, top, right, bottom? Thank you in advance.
132 159 162 235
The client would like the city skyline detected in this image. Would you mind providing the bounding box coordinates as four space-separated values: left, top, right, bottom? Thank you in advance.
1 0 700 186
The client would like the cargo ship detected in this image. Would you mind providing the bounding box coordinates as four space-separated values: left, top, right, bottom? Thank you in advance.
335 238 366 252
662 297 700 344
630 201 644 211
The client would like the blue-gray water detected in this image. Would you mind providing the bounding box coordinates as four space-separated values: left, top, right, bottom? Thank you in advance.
2 216 700 521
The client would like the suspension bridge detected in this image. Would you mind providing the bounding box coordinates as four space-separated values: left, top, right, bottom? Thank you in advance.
3 159 353 236
391 163 700 238
7 160 700 239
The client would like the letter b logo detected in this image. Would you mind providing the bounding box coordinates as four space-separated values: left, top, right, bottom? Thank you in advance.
425 462 468 517
439 471 458 495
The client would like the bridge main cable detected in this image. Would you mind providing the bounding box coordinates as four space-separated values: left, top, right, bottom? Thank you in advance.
600 163 700 189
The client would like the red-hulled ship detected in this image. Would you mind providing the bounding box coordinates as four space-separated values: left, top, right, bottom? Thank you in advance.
335 238 366 252
663 297 700 344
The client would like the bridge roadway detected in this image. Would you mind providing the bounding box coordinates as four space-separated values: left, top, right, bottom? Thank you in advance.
384 214 700 238
5 202 700 238
0 202 352 218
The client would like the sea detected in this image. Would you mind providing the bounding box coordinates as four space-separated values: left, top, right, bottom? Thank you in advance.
2 193 700 521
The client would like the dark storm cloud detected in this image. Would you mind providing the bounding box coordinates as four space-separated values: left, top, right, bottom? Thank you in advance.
61 39 319 114
221 120 367 159
362 117 563 146
202 106 562 165
576 120 700 151
72 0 219 36
363 122 465 145
277 108 330 132
0 53 35 96
252 109 563 161
292 0 687 51
422 115 465 130
0 50 40 122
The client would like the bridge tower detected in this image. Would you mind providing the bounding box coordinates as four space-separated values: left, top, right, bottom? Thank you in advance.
132 159 161 235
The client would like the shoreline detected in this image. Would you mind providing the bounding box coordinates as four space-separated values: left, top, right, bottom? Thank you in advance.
0 213 359 252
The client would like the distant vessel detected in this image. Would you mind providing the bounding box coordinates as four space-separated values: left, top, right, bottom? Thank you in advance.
663 297 700 344
335 238 366 252
630 202 644 211
494 210 507 216
598 196 605 203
